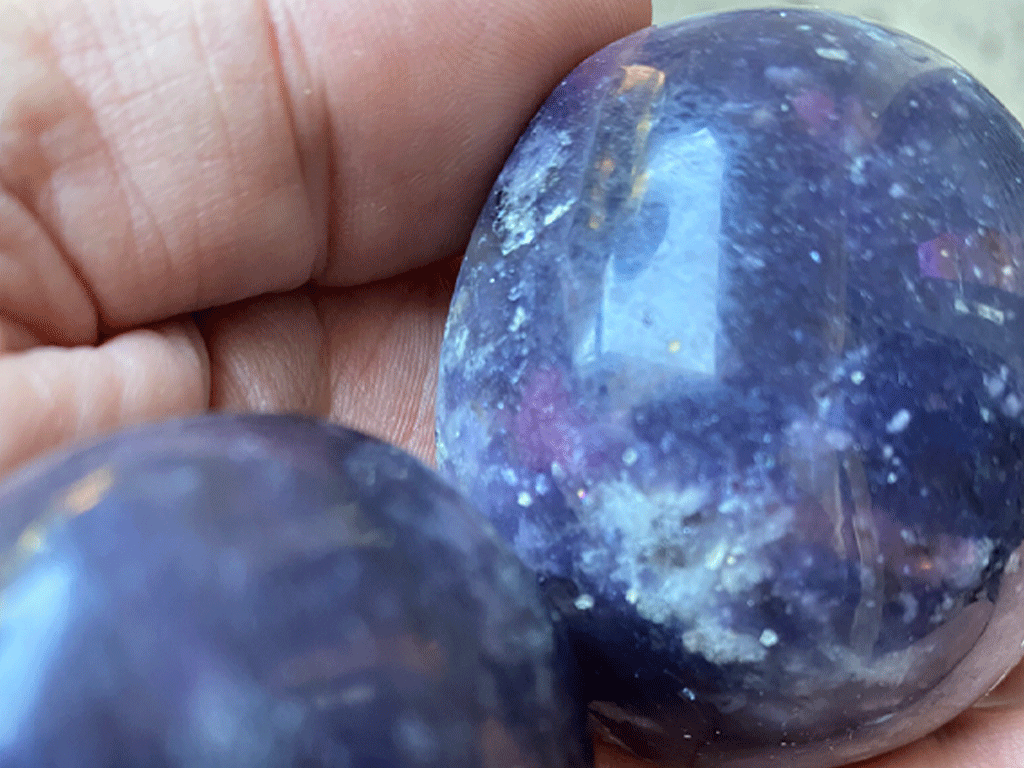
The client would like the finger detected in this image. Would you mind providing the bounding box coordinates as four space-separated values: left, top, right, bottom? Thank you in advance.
316 259 457 464
0 320 209 477
196 291 332 418
973 657 1024 710
0 256 447 481
195 259 457 465
856 706 1024 768
0 0 651 346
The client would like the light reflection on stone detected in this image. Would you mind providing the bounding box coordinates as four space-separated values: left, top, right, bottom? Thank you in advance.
437 9 1024 767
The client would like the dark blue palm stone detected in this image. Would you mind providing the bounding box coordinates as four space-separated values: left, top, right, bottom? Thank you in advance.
0 415 590 768
436 8 1024 767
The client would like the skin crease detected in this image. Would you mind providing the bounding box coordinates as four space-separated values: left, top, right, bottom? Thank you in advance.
0 0 1022 764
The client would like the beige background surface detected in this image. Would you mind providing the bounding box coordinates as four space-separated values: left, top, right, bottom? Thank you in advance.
651 1 1024 121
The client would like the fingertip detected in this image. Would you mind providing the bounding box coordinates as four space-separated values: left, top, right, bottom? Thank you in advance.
0 320 210 479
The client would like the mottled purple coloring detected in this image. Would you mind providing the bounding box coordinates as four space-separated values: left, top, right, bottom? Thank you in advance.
0 415 590 768
437 9 1024 768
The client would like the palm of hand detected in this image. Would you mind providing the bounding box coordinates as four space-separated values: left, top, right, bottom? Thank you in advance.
0 0 1021 765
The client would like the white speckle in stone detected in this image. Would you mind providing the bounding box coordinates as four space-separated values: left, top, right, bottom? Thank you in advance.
517 491 533 507
850 370 865 385
704 540 729 571
543 200 574 226
683 626 767 665
680 687 697 701
508 305 527 332
450 326 470 361
758 628 780 648
985 368 1008 398
886 409 911 433
495 129 574 255
622 447 639 466
534 474 550 495
850 155 867 184
717 496 743 515
824 429 853 450
954 298 970 314
625 588 639 605
882 444 894 460
889 182 907 198
1004 394 1023 418
887 472 898 484
977 303 1005 325
809 250 821 263
574 594 595 611
501 468 518 485
897 592 918 623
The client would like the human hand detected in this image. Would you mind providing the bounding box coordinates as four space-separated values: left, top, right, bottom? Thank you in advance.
0 0 647 471
0 0 1021 765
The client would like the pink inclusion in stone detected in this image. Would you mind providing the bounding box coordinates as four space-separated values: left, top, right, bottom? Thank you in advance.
437 8 1024 768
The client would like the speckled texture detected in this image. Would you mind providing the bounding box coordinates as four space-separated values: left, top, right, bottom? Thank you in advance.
653 0 1024 127
436 9 1024 767
0 415 590 768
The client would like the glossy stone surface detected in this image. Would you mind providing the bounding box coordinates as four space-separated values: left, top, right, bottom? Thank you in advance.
0 415 589 768
436 9 1024 767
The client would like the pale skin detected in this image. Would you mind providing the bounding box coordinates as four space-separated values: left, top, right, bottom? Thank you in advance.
0 0 1021 764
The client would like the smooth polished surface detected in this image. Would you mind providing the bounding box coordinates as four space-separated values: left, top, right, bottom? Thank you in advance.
437 9 1024 766
0 415 589 768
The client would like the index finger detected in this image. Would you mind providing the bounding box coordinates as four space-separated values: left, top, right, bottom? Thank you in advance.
0 0 651 343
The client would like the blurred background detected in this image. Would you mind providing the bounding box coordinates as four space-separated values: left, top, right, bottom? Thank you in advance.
651 1 1024 120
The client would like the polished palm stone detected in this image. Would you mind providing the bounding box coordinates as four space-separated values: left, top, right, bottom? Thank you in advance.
436 9 1024 767
0 415 590 768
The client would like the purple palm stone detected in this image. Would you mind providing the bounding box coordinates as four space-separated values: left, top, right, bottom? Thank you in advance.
436 9 1024 767
0 415 590 768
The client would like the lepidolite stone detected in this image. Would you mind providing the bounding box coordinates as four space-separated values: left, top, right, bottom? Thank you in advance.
0 415 589 768
436 9 1024 766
